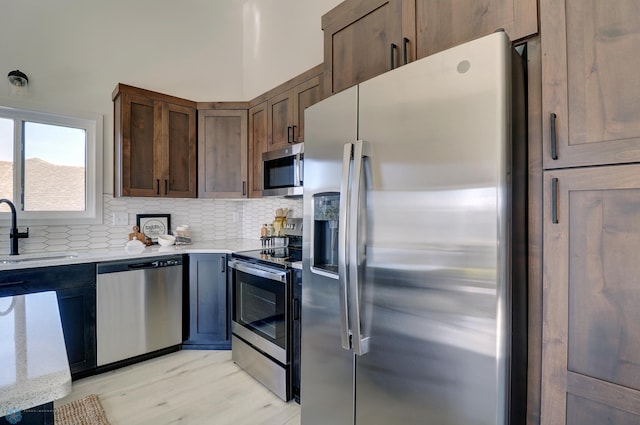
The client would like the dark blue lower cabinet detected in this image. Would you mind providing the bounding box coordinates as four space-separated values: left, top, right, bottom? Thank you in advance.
2 402 53 425
183 254 230 349
0 263 97 379
56 284 97 378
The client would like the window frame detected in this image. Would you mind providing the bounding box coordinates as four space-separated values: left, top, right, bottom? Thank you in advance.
0 105 103 225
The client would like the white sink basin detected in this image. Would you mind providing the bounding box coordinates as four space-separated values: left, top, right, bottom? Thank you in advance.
0 252 79 265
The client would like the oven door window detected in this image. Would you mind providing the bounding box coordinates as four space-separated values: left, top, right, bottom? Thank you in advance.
233 269 287 349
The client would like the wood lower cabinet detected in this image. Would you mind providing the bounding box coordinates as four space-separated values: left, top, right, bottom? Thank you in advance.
541 0 640 168
413 0 538 60
183 254 230 349
249 102 268 198
198 109 248 198
113 84 197 198
542 164 640 425
0 263 97 379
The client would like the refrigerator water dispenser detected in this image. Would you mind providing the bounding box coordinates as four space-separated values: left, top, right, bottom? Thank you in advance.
313 193 340 274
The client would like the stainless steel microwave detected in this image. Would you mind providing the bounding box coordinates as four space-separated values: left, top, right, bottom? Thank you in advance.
262 143 303 197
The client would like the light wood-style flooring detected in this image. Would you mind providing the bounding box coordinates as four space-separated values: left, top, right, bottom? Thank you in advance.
55 350 300 425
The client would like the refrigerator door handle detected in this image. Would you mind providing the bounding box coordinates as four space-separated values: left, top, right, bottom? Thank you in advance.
349 140 370 356
338 142 354 350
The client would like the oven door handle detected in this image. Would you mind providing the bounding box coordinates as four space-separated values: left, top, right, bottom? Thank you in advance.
228 260 288 283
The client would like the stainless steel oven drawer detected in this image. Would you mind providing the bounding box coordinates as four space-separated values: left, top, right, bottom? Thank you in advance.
232 335 291 401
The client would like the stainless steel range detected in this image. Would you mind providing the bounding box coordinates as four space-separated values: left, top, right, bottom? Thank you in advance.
229 218 302 402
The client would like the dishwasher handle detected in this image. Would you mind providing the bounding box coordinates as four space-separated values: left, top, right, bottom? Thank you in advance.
97 256 183 274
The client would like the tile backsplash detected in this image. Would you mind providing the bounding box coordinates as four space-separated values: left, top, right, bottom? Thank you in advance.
0 195 302 255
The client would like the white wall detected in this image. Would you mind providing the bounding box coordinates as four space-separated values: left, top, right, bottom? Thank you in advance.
0 0 340 195
242 0 342 98
0 1 336 249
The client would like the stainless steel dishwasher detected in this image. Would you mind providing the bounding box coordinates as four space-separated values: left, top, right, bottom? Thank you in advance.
96 255 183 366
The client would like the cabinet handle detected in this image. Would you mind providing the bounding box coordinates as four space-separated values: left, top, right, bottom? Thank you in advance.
220 256 226 273
292 125 298 143
165 179 168 195
551 177 559 224
242 181 247 196
0 280 25 288
403 37 410 65
287 126 293 144
156 179 160 195
390 43 398 70
550 113 558 160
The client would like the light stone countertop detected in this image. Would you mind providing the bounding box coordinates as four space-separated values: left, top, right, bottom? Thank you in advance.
0 291 71 417
0 239 265 272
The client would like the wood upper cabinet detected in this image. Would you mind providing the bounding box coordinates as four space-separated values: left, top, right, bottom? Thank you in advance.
249 102 268 198
113 84 196 198
322 0 405 95
198 108 248 199
323 0 537 95
541 0 640 168
542 164 640 425
413 0 538 60
267 75 322 151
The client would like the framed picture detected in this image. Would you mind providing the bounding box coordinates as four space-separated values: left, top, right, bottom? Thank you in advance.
136 214 171 244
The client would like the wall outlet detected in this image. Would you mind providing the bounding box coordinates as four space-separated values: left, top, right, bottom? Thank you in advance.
113 211 128 226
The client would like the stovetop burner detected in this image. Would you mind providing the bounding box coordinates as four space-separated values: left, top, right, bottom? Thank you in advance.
232 246 301 268
232 217 303 268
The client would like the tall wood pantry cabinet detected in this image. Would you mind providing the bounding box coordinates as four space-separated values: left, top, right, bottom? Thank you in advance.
322 0 538 95
540 1 640 424
113 84 197 198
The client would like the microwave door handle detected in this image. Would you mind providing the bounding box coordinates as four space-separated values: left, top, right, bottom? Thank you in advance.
338 142 353 351
349 140 370 356
295 152 303 187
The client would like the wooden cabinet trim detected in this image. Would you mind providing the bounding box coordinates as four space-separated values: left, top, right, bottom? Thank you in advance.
248 64 323 108
113 83 196 109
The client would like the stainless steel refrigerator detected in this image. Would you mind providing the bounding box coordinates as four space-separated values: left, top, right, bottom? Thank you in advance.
301 31 527 425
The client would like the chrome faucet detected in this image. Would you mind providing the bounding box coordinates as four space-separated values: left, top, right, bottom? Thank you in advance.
0 199 29 255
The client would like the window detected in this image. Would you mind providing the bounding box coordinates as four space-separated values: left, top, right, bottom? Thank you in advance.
0 106 103 224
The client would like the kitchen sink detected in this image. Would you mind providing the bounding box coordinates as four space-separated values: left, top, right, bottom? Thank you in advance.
0 252 79 265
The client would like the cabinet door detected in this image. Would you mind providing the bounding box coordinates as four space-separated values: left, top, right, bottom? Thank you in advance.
249 102 268 198
292 76 322 144
542 165 640 425
267 90 294 151
165 103 197 198
57 285 97 377
198 109 248 198
185 254 230 348
541 0 640 168
414 0 537 60
323 0 403 95
118 93 160 197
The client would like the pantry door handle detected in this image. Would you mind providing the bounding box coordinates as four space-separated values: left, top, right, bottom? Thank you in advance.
403 37 410 65
551 177 559 224
390 43 398 70
550 113 558 160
